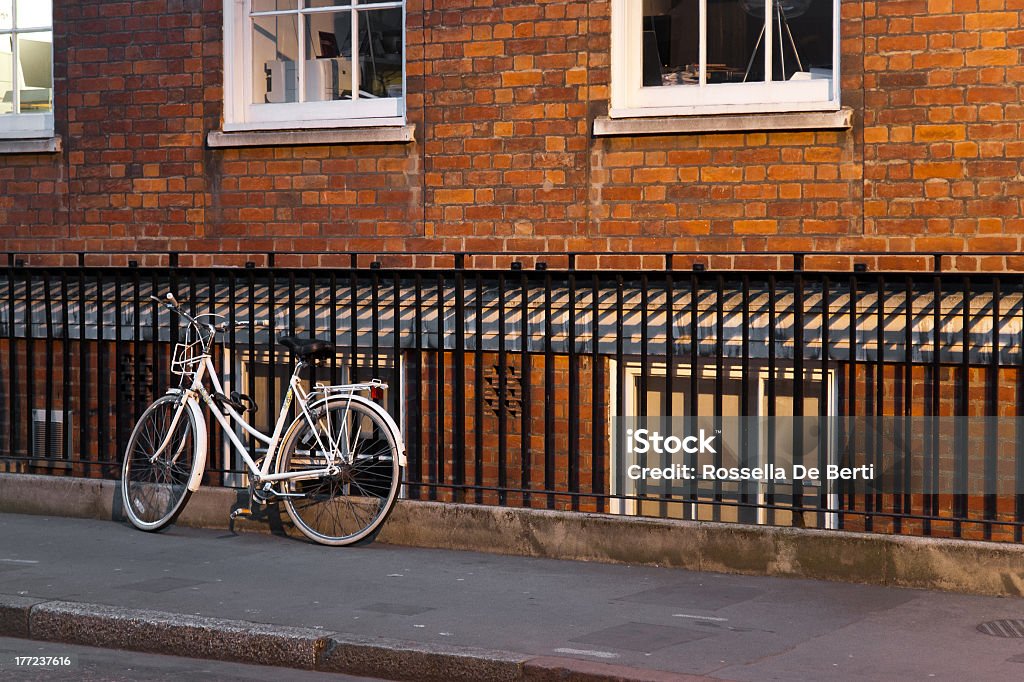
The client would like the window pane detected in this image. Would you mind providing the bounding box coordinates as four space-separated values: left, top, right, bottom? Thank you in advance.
707 1 762 83
17 31 51 112
15 0 50 29
781 0 833 82
0 35 12 114
355 7 403 98
642 0 698 86
252 0 297 12
305 0 353 7
0 1 11 30
304 10 353 101
252 14 298 103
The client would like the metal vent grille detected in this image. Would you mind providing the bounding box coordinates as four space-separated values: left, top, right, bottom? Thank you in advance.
977 620 1024 638
31 409 70 460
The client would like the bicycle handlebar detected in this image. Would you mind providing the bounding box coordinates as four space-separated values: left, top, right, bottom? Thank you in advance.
150 295 269 332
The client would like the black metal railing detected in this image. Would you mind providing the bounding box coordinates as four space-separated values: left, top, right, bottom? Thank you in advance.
3 251 1024 543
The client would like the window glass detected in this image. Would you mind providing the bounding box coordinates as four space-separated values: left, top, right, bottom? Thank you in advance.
17 31 51 112
0 35 12 114
0 2 11 31
633 0 835 106
357 7 403 99
252 14 299 103
15 0 50 29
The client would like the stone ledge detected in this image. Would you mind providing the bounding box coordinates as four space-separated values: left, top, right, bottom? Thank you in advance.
3 472 1023 597
594 108 853 136
207 125 415 148
0 136 62 154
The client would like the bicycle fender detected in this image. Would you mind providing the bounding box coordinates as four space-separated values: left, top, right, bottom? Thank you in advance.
313 394 407 469
168 390 209 492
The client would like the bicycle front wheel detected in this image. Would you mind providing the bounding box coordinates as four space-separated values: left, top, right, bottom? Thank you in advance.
121 394 202 531
277 398 402 546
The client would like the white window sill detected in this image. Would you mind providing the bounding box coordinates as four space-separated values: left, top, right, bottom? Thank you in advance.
595 108 852 136
207 124 415 148
0 135 62 154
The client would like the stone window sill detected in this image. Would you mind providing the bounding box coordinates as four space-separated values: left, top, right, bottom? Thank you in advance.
0 136 62 154
593 108 853 136
207 125 415 148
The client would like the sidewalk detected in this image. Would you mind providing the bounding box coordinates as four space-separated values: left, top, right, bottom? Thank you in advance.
2 513 1024 681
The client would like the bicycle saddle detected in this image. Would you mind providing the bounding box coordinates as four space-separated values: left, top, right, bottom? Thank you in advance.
278 336 336 361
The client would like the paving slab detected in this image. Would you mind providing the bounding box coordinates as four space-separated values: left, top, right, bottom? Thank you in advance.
2 513 1024 680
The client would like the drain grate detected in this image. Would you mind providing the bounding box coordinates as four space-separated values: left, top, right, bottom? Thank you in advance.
978 620 1024 638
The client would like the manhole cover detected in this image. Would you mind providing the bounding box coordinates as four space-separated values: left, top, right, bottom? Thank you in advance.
978 620 1024 638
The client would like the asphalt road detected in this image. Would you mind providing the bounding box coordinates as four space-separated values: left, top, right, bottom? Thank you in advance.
3 513 1024 680
0 636 388 681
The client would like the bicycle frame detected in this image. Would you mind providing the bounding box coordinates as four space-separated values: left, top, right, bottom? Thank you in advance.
165 353 367 486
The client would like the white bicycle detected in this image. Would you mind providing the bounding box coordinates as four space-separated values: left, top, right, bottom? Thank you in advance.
120 293 406 546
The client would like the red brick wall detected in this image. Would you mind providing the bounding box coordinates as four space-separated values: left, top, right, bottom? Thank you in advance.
2 1 1023 261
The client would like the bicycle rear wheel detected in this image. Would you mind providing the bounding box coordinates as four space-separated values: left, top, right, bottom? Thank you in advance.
121 394 202 531
277 398 402 546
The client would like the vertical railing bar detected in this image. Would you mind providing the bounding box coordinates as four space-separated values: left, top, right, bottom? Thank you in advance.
43 270 55 469
1017 275 1024 542
308 269 318 397
62 270 72 470
25 268 35 465
714 273 724 522
639 272 650 511
246 266 257 461
392 271 402 488
520 270 531 507
688 271 699 516
329 271 339 386
928 269 941 535
434 271 444 501
350 266 359 385
543 269 555 509
6 262 17 460
793 263 805 528
819 274 830 530
871 274 884 531
766 273 777 525
568 262 579 511
497 272 508 505
592 272 604 513
411 272 424 500
95 269 106 470
79 268 90 476
113 269 124 469
663 264 675 518
615 273 625 513
453 257 466 503
955 274 970 537
474 270 484 505
371 266 381 380
900 274 913 534
740 273 751 523
985 275 1000 539
848 272 860 527
131 267 142 455
286 271 297 423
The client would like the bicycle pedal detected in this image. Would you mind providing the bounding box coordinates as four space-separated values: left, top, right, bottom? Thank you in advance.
230 507 253 520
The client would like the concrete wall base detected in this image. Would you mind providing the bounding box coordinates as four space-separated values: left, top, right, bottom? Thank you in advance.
2 472 1022 598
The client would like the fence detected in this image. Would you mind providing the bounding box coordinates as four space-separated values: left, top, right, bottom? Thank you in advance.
2 251 1024 542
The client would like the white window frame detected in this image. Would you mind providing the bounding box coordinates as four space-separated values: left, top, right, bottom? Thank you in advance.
0 2 54 139
222 0 406 132
609 0 840 118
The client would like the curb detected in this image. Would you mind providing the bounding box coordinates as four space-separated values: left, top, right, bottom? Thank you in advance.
0 594 706 682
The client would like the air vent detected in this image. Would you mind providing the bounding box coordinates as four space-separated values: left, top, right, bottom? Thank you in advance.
31 409 71 460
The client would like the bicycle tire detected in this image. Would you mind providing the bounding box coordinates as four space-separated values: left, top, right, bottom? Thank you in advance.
277 397 402 546
121 394 202 532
